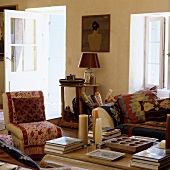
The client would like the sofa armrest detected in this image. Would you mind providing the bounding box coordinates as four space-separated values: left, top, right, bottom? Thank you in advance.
92 107 114 128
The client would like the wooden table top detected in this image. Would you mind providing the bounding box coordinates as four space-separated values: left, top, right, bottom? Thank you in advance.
41 144 143 170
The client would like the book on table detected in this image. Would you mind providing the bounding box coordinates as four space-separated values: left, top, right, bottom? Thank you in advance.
45 140 84 151
45 136 84 154
46 136 83 147
130 159 170 170
88 128 121 140
130 146 170 170
132 147 170 162
44 145 83 154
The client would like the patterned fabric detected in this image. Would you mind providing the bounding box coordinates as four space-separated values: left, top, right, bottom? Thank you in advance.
0 139 40 170
115 90 158 123
124 121 166 131
5 91 46 123
0 134 13 145
12 121 62 146
119 121 166 140
142 98 170 122
100 101 123 126
135 86 158 95
13 97 45 123
3 91 63 158
109 101 123 126
0 134 13 154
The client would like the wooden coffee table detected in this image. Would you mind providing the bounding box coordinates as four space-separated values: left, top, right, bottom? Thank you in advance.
40 144 164 170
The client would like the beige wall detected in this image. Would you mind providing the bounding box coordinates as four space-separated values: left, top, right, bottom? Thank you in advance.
0 0 170 107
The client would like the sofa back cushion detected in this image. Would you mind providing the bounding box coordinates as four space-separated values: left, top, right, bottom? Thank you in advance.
143 98 170 122
115 89 158 123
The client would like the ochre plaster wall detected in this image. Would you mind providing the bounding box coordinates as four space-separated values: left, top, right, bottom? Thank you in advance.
0 0 170 107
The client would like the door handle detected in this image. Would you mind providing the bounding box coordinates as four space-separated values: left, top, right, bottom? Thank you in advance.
6 57 11 61
167 53 170 57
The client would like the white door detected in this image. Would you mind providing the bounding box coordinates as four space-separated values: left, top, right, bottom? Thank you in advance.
4 10 46 92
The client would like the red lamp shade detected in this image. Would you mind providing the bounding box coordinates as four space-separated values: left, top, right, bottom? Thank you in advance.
78 53 100 68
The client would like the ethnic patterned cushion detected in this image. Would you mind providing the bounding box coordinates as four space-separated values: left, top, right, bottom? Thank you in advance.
143 98 170 122
135 86 158 95
13 97 45 123
116 90 158 123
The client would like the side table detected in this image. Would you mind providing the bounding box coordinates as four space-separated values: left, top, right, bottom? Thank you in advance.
57 83 100 128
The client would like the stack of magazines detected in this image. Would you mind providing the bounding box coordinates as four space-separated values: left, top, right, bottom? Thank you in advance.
88 127 121 140
130 146 170 170
45 136 84 154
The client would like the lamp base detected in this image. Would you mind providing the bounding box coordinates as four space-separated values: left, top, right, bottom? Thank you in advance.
84 68 93 84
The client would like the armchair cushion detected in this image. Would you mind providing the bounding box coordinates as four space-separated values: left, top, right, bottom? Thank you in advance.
13 97 45 123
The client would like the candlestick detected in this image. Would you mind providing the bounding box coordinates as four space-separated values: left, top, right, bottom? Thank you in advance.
78 114 88 145
95 118 102 145
92 110 99 140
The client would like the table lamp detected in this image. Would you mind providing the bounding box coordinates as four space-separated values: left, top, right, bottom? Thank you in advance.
78 53 100 84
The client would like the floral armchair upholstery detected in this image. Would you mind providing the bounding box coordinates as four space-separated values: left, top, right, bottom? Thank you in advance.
2 91 62 159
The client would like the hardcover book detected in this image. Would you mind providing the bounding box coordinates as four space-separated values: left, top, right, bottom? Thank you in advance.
130 159 170 170
45 145 83 154
45 141 83 151
46 136 83 147
132 147 170 162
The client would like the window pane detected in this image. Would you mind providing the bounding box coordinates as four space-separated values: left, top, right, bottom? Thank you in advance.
149 21 160 42
148 43 160 63
11 46 37 72
148 63 159 85
11 18 36 44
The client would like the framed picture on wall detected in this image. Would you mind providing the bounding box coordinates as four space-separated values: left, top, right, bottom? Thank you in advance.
81 14 110 52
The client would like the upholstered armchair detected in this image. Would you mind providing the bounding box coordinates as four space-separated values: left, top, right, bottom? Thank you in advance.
2 91 62 159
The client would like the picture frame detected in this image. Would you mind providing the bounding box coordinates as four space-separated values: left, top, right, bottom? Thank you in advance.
81 14 110 52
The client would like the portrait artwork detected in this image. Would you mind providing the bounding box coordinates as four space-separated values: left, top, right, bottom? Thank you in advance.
82 14 110 52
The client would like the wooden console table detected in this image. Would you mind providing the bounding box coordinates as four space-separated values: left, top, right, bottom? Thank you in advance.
57 83 100 128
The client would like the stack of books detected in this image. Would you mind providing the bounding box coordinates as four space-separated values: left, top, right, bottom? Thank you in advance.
44 136 84 154
130 146 170 170
88 127 121 140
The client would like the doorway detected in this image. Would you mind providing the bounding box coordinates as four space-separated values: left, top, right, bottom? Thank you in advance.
26 6 66 119
5 6 66 119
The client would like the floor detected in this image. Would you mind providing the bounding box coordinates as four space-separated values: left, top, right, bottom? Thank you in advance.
61 127 78 138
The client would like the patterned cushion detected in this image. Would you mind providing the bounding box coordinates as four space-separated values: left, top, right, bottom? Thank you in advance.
143 98 170 122
135 86 158 95
0 134 13 154
13 97 45 123
0 139 40 170
109 101 123 126
115 90 158 123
